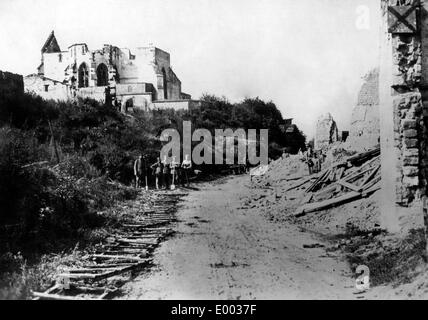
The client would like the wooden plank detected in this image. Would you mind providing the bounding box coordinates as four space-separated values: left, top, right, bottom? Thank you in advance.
285 176 314 191
306 169 331 193
360 164 380 187
32 292 87 300
336 180 362 192
92 254 147 260
71 285 108 293
342 167 374 184
346 147 380 164
82 263 134 268
98 288 119 300
115 238 158 245
32 284 60 300
58 261 150 281
66 267 122 274
361 182 381 197
294 191 361 217
102 250 148 257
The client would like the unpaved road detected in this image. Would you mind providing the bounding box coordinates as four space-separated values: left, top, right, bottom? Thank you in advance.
121 175 360 299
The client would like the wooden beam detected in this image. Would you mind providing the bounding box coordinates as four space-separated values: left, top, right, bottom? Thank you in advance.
32 292 87 300
294 191 361 217
336 180 362 192
360 164 380 187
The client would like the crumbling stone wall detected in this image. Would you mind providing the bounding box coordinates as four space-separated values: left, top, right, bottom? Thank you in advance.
379 0 427 215
389 2 426 205
348 69 380 151
393 92 424 204
0 71 23 96
314 113 339 150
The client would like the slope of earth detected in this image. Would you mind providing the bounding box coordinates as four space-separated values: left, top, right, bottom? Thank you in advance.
250 154 428 300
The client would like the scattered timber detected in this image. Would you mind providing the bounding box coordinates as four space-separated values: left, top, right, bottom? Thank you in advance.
32 190 186 300
294 147 381 217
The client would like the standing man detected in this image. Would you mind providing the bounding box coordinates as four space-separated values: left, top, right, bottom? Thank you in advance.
305 151 314 175
181 154 192 187
134 154 147 189
313 153 320 174
162 155 170 190
170 156 178 190
151 157 163 190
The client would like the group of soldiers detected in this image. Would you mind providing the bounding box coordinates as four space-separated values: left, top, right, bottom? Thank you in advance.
303 146 325 175
133 154 193 190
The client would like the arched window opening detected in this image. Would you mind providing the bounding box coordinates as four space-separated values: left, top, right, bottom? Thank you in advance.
162 67 168 99
96 63 109 87
125 98 134 112
78 63 89 88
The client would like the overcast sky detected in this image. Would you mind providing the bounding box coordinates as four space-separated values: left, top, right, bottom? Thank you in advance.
0 0 380 138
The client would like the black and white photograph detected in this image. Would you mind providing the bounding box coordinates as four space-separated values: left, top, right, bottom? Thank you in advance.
0 0 428 305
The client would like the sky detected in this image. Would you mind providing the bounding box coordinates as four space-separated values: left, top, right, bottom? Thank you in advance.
0 0 380 138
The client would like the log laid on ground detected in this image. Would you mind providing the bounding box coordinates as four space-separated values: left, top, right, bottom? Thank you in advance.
306 169 331 193
58 260 150 281
336 180 362 193
92 254 147 261
66 267 122 274
115 238 158 245
32 284 60 300
285 176 315 191
71 285 109 294
102 250 148 257
32 292 87 300
346 146 380 165
360 164 380 187
82 263 134 268
361 182 381 197
361 175 381 191
294 191 361 217
98 287 119 300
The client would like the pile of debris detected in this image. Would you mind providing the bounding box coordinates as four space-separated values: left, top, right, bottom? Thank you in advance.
294 146 381 217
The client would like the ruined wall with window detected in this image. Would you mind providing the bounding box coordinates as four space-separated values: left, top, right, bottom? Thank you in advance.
24 74 69 101
25 31 190 111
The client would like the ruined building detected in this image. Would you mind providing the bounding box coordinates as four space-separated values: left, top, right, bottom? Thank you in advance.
347 68 380 151
314 113 339 150
24 31 200 112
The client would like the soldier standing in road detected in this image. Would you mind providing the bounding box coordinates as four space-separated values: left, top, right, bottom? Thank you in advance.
151 157 163 190
134 154 147 189
181 154 192 187
162 155 170 189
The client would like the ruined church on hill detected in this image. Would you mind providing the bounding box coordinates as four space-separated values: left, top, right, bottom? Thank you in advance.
24 31 200 112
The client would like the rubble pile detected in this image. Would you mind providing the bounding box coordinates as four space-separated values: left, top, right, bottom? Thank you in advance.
314 113 339 150
294 146 380 217
345 68 380 152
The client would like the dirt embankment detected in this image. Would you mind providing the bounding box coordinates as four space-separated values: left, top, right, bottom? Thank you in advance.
249 155 428 299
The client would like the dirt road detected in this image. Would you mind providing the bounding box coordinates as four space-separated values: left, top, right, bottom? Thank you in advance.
121 175 360 299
